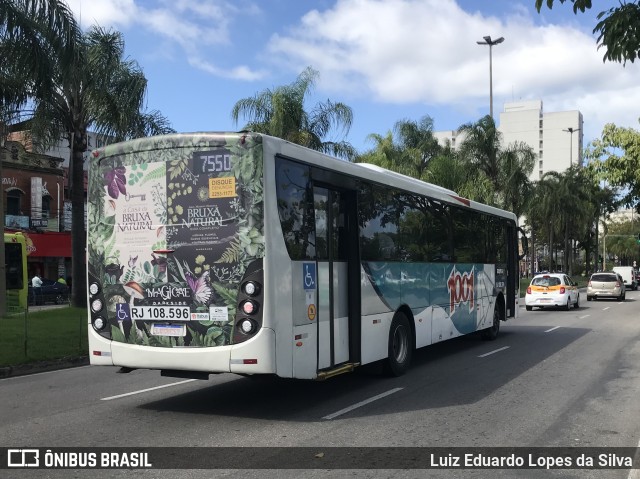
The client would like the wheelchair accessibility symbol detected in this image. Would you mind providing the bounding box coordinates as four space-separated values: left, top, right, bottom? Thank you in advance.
116 303 131 322
303 263 316 290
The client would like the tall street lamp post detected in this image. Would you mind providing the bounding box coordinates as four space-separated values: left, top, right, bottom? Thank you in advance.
563 127 581 168
477 35 504 119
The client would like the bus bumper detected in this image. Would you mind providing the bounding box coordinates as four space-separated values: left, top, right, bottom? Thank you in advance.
88 328 276 375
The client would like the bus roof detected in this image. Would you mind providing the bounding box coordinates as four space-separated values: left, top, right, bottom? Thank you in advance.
94 131 517 223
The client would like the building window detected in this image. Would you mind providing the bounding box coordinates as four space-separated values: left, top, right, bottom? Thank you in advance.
539 170 543 179
42 195 52 219
6 190 23 215
539 140 543 148
539 160 543 169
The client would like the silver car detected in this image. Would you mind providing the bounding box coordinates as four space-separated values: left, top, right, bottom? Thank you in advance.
586 272 625 301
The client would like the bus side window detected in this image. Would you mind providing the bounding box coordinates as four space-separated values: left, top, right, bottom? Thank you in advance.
358 184 398 261
275 158 316 260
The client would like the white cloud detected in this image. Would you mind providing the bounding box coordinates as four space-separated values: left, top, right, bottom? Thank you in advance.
266 0 640 140
66 0 138 29
65 0 265 80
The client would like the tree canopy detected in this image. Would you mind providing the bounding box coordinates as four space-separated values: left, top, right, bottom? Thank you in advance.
585 123 640 209
231 66 356 160
535 0 640 64
1 0 173 307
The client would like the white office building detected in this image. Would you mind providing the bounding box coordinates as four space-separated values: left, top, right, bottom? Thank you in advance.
435 100 583 182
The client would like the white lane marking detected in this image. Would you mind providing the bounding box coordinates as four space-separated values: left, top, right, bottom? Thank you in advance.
478 346 510 358
101 379 197 401
603 307 611 311
544 326 561 333
579 315 590 319
627 438 640 479
322 388 403 420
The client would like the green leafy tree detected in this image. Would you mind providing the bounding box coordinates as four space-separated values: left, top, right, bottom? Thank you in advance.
535 0 640 64
1 0 174 307
585 123 640 209
231 66 356 160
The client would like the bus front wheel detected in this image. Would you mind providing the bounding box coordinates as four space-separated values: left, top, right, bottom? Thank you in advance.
384 313 413 377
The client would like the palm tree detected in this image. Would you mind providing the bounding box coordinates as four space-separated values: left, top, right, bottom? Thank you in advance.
359 125 494 203
358 131 402 171
457 115 503 194
393 116 442 179
1 1 173 307
231 66 356 160
499 142 535 217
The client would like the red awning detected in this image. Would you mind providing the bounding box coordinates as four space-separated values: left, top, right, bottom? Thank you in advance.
23 231 72 258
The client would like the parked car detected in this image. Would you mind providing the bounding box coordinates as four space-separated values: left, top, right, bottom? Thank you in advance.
612 266 638 290
525 273 579 311
586 272 625 301
28 278 70 306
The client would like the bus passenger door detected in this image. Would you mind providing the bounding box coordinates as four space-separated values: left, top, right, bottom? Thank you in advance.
314 187 358 371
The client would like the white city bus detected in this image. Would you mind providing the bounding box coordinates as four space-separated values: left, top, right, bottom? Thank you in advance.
87 132 525 379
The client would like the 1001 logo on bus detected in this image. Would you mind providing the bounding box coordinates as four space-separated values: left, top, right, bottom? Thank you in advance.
447 267 475 314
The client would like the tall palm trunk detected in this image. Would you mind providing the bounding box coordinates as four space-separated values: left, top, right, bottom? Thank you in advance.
70 129 87 307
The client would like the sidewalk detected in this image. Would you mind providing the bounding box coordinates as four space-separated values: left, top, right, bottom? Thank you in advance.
0 356 89 379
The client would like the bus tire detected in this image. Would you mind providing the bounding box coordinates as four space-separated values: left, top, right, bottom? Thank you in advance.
481 304 501 340
384 313 412 377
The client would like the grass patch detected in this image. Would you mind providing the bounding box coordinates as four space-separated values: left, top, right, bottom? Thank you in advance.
0 307 88 367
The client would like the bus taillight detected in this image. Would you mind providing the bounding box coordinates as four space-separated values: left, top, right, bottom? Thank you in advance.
242 281 260 296
93 317 106 330
91 299 103 313
239 319 257 335
233 259 264 344
240 300 258 315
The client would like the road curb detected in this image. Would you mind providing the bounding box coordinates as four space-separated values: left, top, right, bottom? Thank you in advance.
0 356 89 379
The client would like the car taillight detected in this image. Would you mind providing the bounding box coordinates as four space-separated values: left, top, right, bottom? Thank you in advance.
616 281 621 287
560 287 566 294
587 281 592 287
526 287 531 294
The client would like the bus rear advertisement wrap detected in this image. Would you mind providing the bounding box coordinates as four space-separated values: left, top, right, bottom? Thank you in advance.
87 133 264 348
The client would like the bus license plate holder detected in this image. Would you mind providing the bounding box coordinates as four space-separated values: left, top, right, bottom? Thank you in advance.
151 323 187 337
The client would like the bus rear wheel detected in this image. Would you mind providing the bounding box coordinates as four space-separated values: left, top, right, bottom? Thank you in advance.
384 313 412 377
481 304 501 340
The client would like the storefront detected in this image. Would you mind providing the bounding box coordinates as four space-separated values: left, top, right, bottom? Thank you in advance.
19 231 72 282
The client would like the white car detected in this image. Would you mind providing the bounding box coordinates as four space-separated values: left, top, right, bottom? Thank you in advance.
525 273 579 311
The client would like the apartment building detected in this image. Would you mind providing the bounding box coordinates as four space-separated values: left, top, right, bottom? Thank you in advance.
435 100 584 182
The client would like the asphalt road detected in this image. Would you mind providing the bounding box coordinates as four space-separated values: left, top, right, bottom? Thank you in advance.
1 291 640 479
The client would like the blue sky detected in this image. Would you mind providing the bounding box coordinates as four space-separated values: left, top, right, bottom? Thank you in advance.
66 0 639 152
